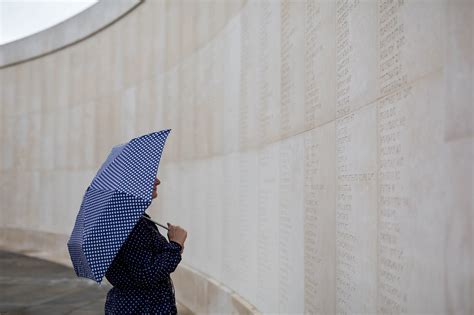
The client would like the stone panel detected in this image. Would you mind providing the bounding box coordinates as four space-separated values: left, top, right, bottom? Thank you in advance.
335 105 378 314
303 122 336 314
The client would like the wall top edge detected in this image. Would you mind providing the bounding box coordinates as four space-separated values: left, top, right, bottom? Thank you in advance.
0 0 143 69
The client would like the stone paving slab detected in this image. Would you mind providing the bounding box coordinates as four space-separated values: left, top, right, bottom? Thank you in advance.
0 250 192 315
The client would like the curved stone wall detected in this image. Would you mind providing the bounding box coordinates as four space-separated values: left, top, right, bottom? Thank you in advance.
1 0 473 314
0 0 142 67
0 0 256 313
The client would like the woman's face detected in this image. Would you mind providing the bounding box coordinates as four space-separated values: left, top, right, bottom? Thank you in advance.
152 177 160 200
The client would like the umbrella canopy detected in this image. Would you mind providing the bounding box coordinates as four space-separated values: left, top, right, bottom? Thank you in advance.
67 129 171 284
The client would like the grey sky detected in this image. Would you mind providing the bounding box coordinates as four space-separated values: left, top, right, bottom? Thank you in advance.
0 0 98 45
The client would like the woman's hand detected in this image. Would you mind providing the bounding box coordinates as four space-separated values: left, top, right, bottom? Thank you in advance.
167 223 187 254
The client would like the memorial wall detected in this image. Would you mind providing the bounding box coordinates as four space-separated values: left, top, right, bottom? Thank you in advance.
0 0 472 314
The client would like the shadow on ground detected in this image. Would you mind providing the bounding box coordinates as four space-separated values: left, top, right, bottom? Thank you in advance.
0 250 191 315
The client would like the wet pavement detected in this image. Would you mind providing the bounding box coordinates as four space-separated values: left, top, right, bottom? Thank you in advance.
0 250 192 315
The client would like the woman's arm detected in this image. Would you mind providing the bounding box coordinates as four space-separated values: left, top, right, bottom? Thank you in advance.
119 219 182 286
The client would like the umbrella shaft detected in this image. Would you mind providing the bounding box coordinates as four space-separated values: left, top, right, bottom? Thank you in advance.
142 215 169 230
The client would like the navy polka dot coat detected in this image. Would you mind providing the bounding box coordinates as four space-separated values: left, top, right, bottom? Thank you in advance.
104 212 182 314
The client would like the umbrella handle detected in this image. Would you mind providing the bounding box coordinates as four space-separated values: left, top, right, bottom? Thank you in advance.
141 215 169 230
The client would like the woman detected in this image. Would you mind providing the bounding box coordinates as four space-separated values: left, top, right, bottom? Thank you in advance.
104 177 188 314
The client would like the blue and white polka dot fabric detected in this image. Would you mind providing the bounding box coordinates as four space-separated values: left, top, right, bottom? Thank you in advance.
67 129 171 284
104 212 182 314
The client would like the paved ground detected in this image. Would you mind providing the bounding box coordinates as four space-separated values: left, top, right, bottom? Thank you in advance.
0 250 192 315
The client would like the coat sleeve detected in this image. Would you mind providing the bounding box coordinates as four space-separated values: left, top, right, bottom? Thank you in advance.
120 218 182 286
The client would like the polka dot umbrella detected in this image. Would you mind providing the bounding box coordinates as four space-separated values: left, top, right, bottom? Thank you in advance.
67 129 171 284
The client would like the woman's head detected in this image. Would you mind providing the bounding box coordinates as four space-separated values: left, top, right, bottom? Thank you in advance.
152 177 160 200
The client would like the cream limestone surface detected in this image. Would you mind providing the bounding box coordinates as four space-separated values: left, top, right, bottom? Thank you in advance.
0 0 472 314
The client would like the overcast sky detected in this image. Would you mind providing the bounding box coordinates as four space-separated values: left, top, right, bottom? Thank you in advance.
0 0 98 45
